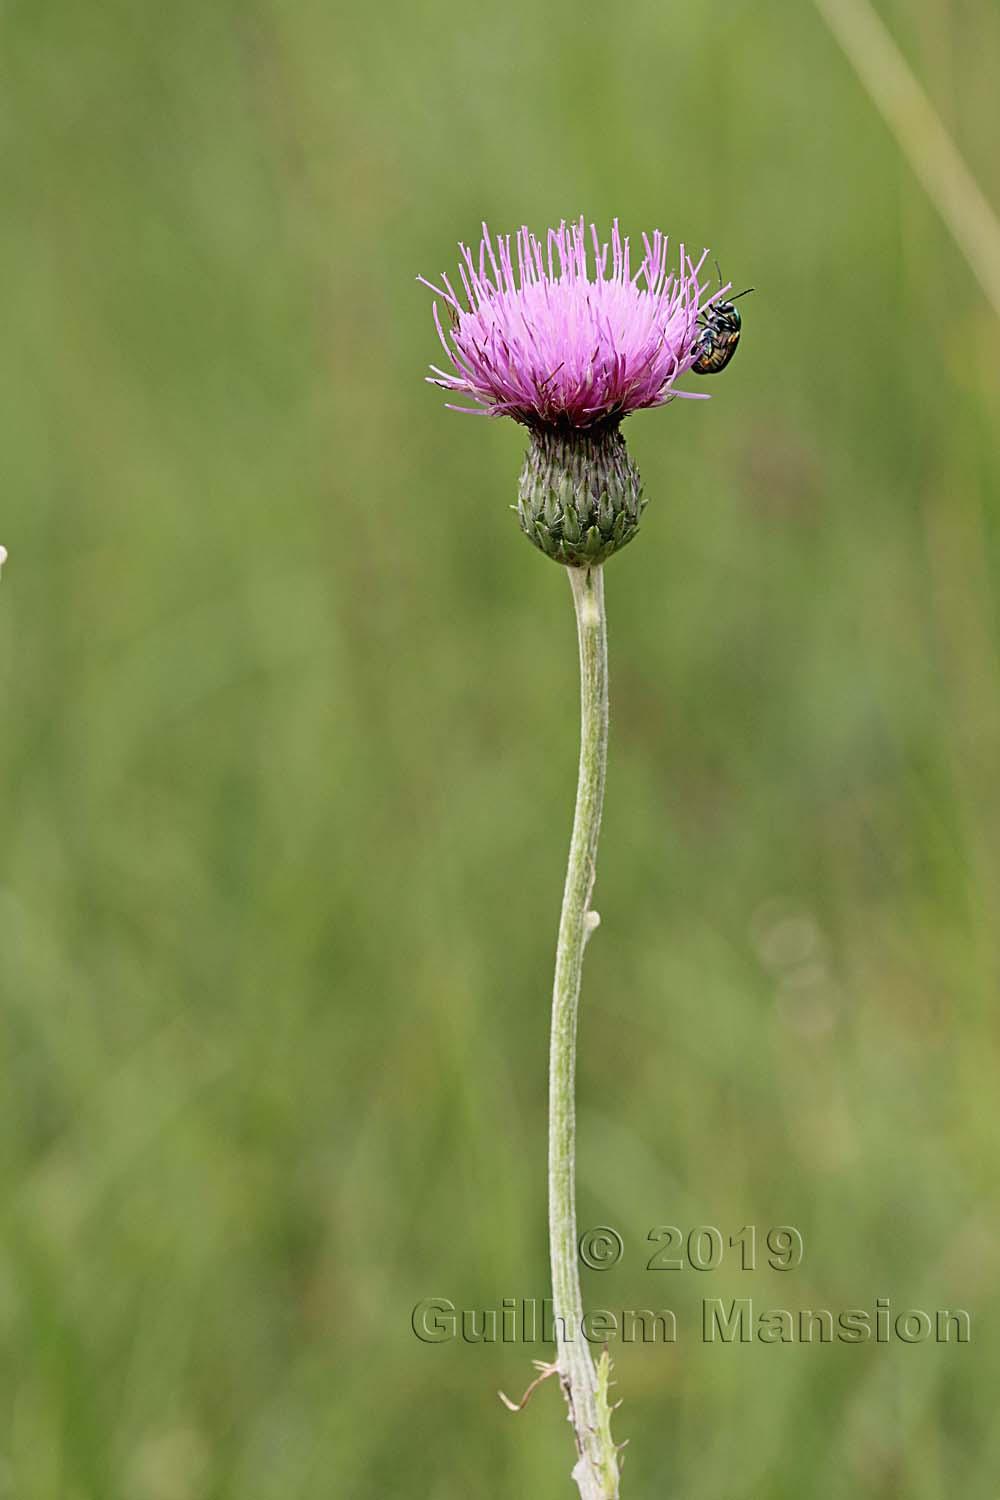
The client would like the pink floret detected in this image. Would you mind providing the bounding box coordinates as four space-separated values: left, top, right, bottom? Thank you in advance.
421 219 722 429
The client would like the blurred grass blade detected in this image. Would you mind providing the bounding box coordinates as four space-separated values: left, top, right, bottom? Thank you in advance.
815 0 1000 320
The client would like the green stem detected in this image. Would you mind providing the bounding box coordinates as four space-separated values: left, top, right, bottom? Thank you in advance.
549 564 620 1500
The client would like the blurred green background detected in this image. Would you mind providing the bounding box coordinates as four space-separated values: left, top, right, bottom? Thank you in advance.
3 0 1000 1495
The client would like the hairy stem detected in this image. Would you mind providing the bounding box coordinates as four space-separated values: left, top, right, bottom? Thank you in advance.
548 564 620 1499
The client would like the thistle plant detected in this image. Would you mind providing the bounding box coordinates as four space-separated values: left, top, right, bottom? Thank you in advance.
422 219 738 1499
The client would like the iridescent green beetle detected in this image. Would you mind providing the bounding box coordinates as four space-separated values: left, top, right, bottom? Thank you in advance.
691 266 754 375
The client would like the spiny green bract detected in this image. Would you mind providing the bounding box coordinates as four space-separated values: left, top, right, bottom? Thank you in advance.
516 425 646 567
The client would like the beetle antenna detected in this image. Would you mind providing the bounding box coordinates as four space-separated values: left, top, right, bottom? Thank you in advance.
729 287 755 301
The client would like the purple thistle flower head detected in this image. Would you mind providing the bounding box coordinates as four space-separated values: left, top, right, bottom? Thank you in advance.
421 219 741 567
420 219 720 431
